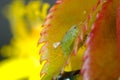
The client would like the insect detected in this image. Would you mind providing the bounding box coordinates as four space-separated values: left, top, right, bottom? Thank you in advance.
53 25 80 56
61 25 80 56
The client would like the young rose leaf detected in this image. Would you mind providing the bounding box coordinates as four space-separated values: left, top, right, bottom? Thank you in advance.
82 0 120 79
39 0 99 79
117 0 120 73
69 0 104 72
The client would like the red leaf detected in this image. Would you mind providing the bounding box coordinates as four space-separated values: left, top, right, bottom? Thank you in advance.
82 0 120 80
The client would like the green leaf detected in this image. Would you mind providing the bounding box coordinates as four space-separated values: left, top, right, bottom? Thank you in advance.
39 0 99 79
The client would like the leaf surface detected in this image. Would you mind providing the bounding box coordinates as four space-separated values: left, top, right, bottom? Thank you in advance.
82 0 120 80
117 1 120 59
39 0 99 79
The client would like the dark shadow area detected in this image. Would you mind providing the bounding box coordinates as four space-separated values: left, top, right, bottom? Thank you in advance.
0 0 12 48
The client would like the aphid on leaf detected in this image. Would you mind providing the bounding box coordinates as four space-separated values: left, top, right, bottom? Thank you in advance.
53 25 80 56
61 25 79 56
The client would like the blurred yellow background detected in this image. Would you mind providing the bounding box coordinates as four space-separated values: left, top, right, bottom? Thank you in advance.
0 0 50 80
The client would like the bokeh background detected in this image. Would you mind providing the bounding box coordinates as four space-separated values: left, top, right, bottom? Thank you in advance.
0 0 55 59
0 0 55 80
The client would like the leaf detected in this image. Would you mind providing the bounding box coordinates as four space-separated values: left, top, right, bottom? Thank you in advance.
69 0 104 72
117 1 120 61
39 0 99 79
82 0 120 79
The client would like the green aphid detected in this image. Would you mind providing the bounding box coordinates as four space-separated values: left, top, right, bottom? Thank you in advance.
61 25 79 56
